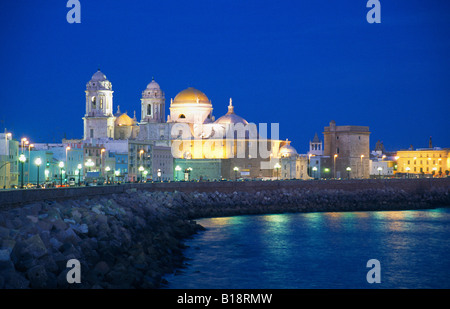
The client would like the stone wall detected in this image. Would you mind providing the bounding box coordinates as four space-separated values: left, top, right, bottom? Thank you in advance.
1 178 449 210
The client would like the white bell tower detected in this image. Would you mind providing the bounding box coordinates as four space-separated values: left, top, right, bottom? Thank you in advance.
83 69 115 140
140 77 165 124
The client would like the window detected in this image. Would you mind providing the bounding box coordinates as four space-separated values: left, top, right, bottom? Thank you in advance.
90 129 94 138
336 136 339 140
147 105 152 116
336 147 340 154
91 97 96 109
179 114 186 119
100 98 103 109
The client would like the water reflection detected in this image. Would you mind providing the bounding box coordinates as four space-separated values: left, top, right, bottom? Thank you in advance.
166 208 450 289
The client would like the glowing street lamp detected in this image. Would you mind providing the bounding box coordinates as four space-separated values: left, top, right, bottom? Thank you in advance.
114 170 120 183
324 168 330 179
377 166 383 178
405 166 410 179
85 159 94 172
59 161 64 186
143 170 148 182
34 157 42 188
312 166 318 179
139 166 144 182
185 167 193 181
360 154 364 178
77 164 82 186
233 166 239 180
346 166 351 179
105 166 111 184
274 162 281 180
19 154 26 188
334 154 338 179
157 168 162 181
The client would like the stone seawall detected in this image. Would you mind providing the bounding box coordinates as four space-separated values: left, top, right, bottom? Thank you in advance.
1 178 449 210
0 182 449 288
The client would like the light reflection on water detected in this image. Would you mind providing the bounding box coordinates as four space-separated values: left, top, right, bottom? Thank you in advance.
164 208 450 289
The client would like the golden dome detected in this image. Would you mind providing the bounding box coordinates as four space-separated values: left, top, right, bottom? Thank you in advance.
172 87 211 105
115 113 135 126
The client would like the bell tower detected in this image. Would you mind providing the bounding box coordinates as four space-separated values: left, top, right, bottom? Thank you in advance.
140 77 165 124
83 69 115 140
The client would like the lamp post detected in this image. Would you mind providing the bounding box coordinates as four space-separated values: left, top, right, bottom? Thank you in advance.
27 143 34 185
233 166 239 180
34 157 42 188
85 159 94 172
377 166 383 179
157 169 162 182
59 161 64 187
19 154 26 189
105 166 110 184
312 166 318 179
360 154 364 178
66 146 71 172
346 167 351 180
334 154 338 179
139 166 144 182
143 170 148 182
405 166 410 179
185 167 192 181
77 164 82 186
324 168 330 179
115 170 120 183
175 165 181 181
100 148 106 176
274 162 281 180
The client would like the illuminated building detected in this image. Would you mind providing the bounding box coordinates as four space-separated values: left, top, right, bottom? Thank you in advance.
395 147 450 177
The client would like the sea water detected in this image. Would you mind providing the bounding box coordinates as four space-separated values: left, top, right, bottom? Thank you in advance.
164 208 450 289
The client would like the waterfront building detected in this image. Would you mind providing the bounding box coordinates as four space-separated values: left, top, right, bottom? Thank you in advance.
322 120 370 179
395 145 450 177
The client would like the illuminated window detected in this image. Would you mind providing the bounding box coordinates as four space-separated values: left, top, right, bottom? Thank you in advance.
179 114 186 119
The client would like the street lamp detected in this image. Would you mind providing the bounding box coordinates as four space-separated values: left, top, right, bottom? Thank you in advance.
274 162 281 180
360 154 364 178
143 170 148 182
85 159 94 172
139 166 144 183
312 166 318 179
185 167 192 181
100 148 106 176
233 166 239 180
175 165 182 181
19 154 26 188
377 166 383 178
334 154 338 179
324 168 330 179
115 170 120 183
157 168 162 181
34 157 42 188
346 166 351 180
27 143 34 185
105 166 111 184
405 166 410 179
77 164 82 186
59 161 64 187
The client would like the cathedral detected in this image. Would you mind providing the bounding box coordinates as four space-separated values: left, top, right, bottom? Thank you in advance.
82 69 307 180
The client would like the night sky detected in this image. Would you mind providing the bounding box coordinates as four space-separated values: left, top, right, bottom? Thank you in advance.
1 0 449 153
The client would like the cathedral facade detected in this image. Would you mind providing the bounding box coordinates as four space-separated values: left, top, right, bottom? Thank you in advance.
82 69 304 180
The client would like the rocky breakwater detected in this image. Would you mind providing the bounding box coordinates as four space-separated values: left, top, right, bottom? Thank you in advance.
0 186 449 289
0 188 204 289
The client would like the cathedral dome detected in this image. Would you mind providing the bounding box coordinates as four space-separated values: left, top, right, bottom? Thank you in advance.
215 99 248 125
172 87 211 106
115 112 135 126
91 69 108 82
279 141 298 158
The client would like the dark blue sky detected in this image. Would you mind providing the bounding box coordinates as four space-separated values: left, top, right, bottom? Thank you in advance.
1 0 449 153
